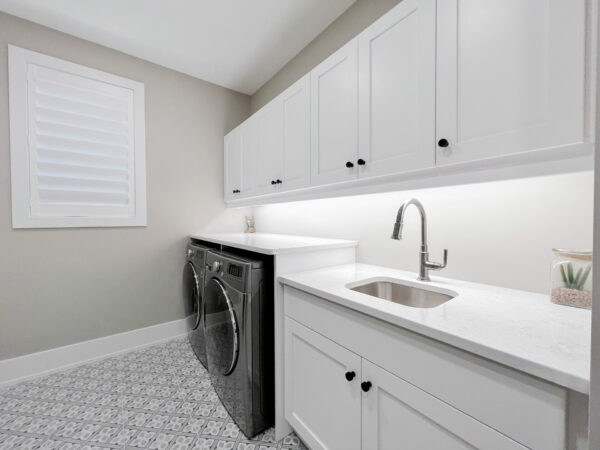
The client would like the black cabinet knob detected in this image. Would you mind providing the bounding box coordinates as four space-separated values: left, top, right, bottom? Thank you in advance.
361 381 372 392
271 180 276 185
345 371 356 381
276 179 282 184
438 138 449 148
357 158 366 166
346 161 354 168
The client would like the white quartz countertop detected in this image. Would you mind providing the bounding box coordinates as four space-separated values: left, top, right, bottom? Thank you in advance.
278 263 591 393
189 232 357 255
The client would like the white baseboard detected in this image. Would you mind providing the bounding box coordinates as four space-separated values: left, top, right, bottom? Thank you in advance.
0 318 188 387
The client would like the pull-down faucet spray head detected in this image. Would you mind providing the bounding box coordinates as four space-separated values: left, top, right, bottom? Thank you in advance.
391 221 404 240
391 198 426 242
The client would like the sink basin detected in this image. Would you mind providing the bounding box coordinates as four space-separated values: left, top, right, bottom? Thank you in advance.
349 280 455 308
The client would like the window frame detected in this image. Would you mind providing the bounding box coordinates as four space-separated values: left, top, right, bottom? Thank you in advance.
8 45 147 229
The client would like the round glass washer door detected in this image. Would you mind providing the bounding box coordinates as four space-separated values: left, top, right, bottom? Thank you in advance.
204 277 239 375
183 262 201 330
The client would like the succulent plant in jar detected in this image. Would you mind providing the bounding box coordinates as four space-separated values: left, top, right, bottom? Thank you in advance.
551 249 592 309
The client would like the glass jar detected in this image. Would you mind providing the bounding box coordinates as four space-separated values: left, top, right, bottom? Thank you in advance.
550 249 593 309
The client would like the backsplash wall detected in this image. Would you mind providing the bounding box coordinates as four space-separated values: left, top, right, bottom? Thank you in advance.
253 171 594 294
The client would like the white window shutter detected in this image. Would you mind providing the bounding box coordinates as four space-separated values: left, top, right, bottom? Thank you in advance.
9 45 147 228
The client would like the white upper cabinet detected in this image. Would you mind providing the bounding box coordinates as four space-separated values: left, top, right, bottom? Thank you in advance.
311 38 359 186
224 0 593 203
280 74 311 191
224 128 242 201
253 101 284 195
436 0 587 165
358 0 436 178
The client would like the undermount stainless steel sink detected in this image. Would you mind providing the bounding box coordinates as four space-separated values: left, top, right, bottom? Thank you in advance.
350 280 455 308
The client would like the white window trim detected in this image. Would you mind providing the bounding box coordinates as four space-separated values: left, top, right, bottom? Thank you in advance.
8 45 147 228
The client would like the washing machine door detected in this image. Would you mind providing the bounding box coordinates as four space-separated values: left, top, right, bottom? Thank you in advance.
183 262 201 330
205 278 239 375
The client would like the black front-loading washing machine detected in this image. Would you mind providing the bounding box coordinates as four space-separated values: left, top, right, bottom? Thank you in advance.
183 241 211 368
204 250 274 437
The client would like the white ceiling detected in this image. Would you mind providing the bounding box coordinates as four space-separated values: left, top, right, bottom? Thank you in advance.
0 0 356 94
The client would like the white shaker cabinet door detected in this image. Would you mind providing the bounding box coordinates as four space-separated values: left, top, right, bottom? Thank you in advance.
361 359 526 450
310 38 359 187
284 318 361 450
436 0 587 165
224 128 242 202
280 74 311 192
358 0 435 178
254 101 284 196
238 118 258 198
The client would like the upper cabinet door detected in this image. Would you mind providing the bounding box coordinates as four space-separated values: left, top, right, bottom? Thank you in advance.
311 38 359 186
280 74 311 192
254 101 284 195
436 0 587 165
224 128 242 202
358 0 436 178
238 118 258 198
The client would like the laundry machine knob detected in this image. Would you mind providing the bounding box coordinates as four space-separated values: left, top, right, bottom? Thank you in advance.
211 261 222 272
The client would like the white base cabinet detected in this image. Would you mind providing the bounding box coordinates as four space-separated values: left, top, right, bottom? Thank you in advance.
283 286 573 450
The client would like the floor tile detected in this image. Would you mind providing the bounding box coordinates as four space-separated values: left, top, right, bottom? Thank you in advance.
0 337 306 450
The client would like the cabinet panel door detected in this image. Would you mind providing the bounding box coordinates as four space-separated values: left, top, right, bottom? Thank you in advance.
436 0 586 165
224 129 241 201
358 0 435 178
281 74 311 191
238 119 258 198
254 102 283 195
311 38 359 186
284 318 361 450
361 360 526 450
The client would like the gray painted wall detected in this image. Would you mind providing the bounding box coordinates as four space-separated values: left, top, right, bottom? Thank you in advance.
250 0 402 112
0 12 251 360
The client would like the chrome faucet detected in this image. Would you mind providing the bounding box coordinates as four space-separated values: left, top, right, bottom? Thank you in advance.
391 198 448 281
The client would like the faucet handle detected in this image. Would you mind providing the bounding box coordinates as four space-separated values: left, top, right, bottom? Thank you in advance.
441 249 448 268
426 249 448 271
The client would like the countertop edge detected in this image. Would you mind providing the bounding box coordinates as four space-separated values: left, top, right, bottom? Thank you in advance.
278 276 589 394
189 233 358 255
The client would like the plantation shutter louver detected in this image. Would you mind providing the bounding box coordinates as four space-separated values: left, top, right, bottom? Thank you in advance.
9 46 146 228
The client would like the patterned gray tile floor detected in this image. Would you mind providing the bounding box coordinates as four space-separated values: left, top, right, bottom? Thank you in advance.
0 337 306 450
